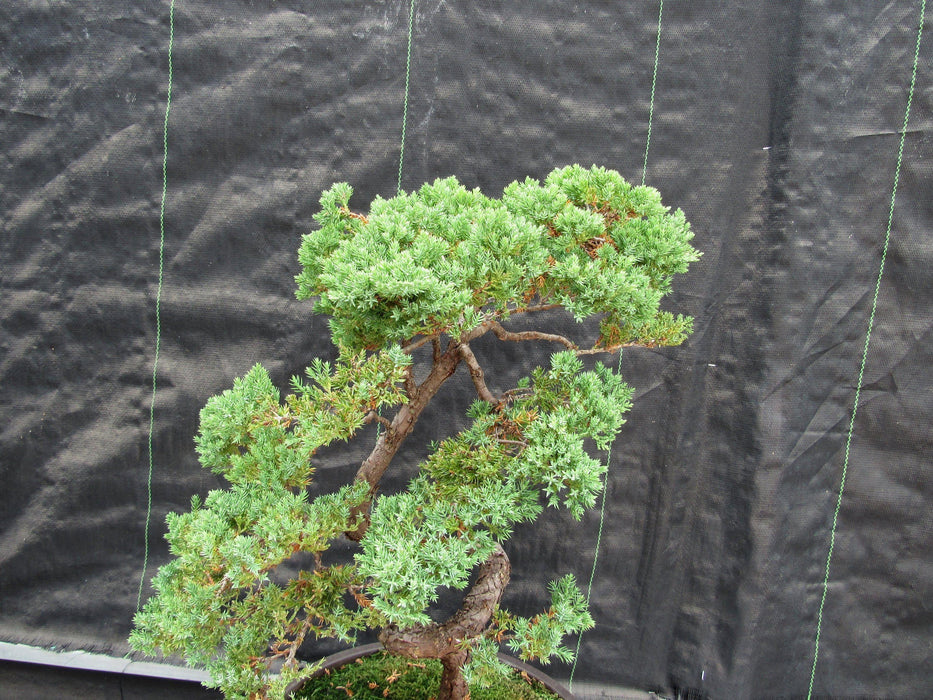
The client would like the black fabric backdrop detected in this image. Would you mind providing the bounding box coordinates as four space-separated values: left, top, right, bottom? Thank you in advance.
1 1 931 697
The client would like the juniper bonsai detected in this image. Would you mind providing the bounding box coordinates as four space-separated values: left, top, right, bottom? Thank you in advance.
130 165 700 699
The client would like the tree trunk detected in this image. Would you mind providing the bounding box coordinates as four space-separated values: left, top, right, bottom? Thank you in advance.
439 649 471 700
346 324 496 542
380 544 510 700
346 342 463 541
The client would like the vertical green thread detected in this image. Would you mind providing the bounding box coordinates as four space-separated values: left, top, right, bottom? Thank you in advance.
567 367 615 689
376 0 416 441
397 0 416 195
373 0 417 443
642 0 663 187
137 0 175 613
807 2 925 696
569 1 664 688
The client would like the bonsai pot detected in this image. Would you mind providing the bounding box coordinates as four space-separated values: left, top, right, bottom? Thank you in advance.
286 643 574 699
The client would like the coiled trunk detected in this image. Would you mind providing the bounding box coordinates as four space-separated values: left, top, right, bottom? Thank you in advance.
379 543 511 700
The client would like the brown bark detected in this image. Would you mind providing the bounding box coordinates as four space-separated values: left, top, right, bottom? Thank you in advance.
379 544 511 700
343 316 623 538
346 324 498 541
439 649 471 700
346 342 462 540
488 319 577 350
458 343 497 404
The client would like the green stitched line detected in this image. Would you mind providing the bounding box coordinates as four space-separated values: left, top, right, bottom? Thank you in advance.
396 0 416 195
137 0 175 613
642 0 663 187
569 1 664 688
807 2 925 696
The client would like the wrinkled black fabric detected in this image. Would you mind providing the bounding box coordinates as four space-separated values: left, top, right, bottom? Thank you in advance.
1 2 930 697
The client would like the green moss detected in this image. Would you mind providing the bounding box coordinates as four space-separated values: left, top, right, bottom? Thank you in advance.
293 652 559 699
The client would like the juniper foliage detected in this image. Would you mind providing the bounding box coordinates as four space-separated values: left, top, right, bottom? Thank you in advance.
130 165 700 699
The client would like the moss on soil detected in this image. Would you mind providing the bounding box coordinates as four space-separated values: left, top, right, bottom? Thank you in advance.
292 651 560 699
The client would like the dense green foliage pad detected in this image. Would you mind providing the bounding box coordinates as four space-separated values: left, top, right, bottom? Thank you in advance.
131 165 699 699
297 165 697 351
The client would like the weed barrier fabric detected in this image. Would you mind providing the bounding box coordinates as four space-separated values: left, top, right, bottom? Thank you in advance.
1 2 930 697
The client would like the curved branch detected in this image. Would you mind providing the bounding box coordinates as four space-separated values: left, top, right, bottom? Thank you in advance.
362 411 393 430
488 320 577 350
458 343 497 404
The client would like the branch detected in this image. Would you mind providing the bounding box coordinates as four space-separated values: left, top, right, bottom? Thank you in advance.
399 304 560 355
488 320 577 350
363 410 394 431
574 340 657 356
284 617 313 669
339 206 368 225
458 343 497 404
402 335 434 354
484 319 660 356
500 386 533 403
403 365 417 399
347 323 499 542
512 302 562 314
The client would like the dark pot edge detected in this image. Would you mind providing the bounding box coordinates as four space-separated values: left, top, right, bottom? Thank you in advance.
286 643 575 699
496 650 574 699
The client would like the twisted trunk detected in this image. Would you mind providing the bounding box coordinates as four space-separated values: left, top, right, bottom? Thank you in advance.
346 343 462 541
380 544 511 700
349 325 514 695
346 324 494 541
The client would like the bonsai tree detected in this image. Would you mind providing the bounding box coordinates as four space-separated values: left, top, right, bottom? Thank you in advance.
130 164 700 699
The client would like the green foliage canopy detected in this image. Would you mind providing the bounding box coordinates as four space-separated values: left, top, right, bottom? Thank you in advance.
297 164 699 351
